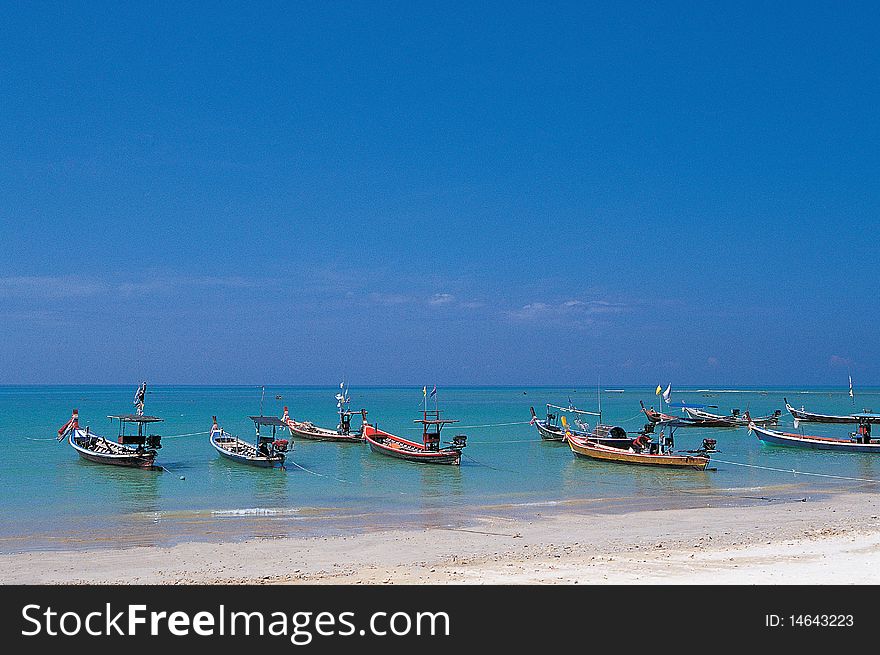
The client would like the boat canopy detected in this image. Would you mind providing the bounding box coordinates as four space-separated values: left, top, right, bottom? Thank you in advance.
546 403 600 416
249 416 287 427
107 414 163 423
852 413 880 422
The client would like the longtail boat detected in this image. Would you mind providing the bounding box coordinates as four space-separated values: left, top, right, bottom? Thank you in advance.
281 385 366 443
363 389 467 465
750 419 880 453
529 404 600 442
683 407 781 427
210 414 290 468
639 400 679 424
784 398 862 425
56 382 163 469
565 417 712 470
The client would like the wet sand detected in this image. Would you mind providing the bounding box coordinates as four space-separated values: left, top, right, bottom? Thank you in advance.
3 491 880 584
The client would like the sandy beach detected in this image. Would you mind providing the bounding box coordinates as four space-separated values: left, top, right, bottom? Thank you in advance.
4 491 880 584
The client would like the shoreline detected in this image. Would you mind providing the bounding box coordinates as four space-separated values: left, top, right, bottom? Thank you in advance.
0 479 840 554
4 490 880 584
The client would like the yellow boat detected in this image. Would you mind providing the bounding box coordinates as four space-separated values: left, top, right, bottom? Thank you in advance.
563 416 710 471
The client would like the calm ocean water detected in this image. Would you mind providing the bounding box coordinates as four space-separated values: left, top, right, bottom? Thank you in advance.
2 385 879 552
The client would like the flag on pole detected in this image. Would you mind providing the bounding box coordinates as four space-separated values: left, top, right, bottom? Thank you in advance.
655 384 662 396
430 385 437 398
133 382 146 416
849 375 854 400
662 384 672 404
423 386 427 397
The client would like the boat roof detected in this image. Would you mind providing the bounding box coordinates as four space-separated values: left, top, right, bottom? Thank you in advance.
414 418 459 425
249 416 286 427
107 414 163 423
546 404 601 416
853 413 880 420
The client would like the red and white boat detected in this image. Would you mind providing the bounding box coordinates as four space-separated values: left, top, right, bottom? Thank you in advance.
363 390 467 465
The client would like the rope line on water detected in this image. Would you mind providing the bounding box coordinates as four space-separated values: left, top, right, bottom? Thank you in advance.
287 459 353 485
461 452 521 474
287 458 408 495
456 420 532 429
712 458 880 484
28 430 210 442
467 438 543 444
163 430 210 439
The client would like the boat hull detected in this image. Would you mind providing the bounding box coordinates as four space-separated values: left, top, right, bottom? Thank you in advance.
68 431 157 468
533 420 567 442
210 432 285 468
286 421 363 443
784 398 857 424
683 408 779 427
751 424 880 453
567 434 709 470
364 425 462 465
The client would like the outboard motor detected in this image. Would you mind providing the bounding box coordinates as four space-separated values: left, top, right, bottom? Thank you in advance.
146 434 162 450
451 434 468 450
272 439 290 453
700 438 718 453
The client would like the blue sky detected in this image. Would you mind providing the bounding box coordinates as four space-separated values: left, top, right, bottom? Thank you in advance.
1 2 878 385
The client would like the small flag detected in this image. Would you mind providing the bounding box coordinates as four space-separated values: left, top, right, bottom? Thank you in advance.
655 385 662 396
662 384 672 403
849 375 854 399
423 386 427 397
430 385 437 398
133 382 146 416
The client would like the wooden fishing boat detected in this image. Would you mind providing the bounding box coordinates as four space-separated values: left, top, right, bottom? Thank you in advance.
56 383 164 469
750 420 880 453
565 418 712 470
529 404 600 442
210 414 290 468
363 423 466 465
639 400 679 424
683 407 781 427
784 398 860 424
281 385 366 443
364 390 467 465
639 400 727 427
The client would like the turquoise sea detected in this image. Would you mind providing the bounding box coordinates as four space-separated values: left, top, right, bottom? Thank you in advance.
2 385 879 553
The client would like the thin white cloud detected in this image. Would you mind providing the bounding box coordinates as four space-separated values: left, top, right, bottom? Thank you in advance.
508 298 631 322
0 274 267 301
429 293 455 305
0 276 110 299
366 292 412 306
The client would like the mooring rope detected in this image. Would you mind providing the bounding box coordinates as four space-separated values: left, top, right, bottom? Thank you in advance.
461 452 521 474
466 438 543 444
287 459 353 485
712 458 880 484
162 430 210 439
456 420 532 429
